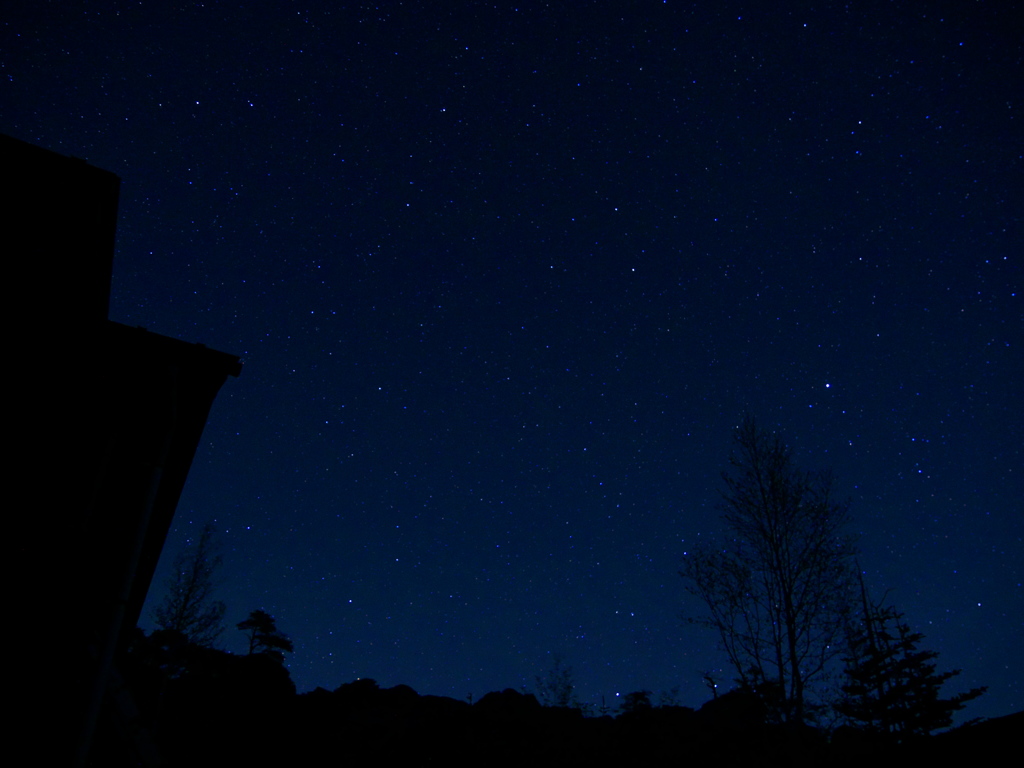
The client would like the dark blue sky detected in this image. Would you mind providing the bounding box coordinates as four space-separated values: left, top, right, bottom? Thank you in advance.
6 1 1020 720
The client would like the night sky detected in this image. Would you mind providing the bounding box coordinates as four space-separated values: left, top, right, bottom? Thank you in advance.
5 1 1020 720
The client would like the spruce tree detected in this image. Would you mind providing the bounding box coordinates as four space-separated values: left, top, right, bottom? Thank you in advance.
837 575 985 740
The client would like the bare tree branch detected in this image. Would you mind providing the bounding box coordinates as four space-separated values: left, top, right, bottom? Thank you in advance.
153 523 226 647
681 417 856 723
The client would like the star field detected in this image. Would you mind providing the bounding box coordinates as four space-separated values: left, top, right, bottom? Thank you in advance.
4 1 1020 720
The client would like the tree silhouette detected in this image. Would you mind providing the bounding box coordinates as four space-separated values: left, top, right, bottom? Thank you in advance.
533 654 577 708
680 417 856 723
836 574 986 739
237 609 293 662
153 523 226 647
618 690 653 715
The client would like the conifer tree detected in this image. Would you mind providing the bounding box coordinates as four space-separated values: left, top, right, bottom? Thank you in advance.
837 574 986 739
237 609 294 663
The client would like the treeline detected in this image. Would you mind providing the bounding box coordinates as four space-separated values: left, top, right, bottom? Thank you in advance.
111 418 1009 765
108 642 1019 768
680 417 986 735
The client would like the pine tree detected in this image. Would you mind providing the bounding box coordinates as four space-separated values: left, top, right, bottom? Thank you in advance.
837 575 986 740
237 609 294 663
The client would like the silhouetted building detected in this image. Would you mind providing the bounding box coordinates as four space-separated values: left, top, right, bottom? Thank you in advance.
5 133 241 766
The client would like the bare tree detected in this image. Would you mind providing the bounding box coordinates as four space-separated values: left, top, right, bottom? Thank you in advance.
152 523 226 647
533 654 577 708
681 417 856 723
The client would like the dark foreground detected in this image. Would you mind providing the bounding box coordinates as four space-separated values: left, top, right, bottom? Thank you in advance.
92 638 1019 767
